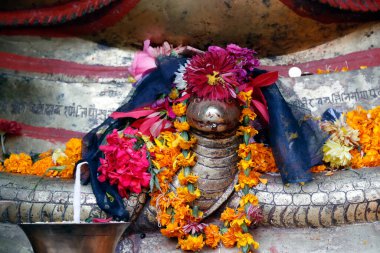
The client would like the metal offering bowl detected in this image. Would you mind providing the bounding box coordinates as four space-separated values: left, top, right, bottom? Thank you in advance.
19 222 130 253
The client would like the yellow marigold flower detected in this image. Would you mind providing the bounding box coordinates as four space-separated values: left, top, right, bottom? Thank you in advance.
239 193 259 207
173 120 190 132
235 232 259 249
173 204 192 222
236 125 258 138
64 138 82 160
174 152 196 169
178 171 198 185
231 215 251 227
240 108 257 122
160 222 184 238
178 235 205 252
237 159 254 171
237 90 253 104
169 88 179 100
172 133 196 150
172 103 187 117
204 224 221 248
4 153 32 174
176 187 201 203
322 139 352 168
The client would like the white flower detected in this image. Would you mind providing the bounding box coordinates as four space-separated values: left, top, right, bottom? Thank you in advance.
322 139 352 168
52 148 68 165
173 61 189 90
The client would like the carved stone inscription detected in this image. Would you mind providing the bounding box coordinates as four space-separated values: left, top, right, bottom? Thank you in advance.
277 66 380 115
0 74 133 133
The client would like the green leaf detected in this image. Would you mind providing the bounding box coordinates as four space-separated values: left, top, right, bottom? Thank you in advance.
48 165 66 172
242 245 249 253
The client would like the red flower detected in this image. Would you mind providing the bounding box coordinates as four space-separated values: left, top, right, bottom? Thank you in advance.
183 222 207 235
0 119 22 135
184 50 239 101
246 204 264 225
97 128 151 198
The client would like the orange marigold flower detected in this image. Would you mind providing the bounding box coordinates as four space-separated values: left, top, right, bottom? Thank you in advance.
178 171 199 185
176 187 201 203
240 108 257 122
172 103 187 117
4 153 32 174
174 152 196 169
235 171 260 191
173 204 192 222
220 207 238 225
173 120 190 132
0 162 4 171
157 212 172 227
236 125 258 138
237 90 253 105
221 226 241 248
178 235 205 251
31 156 55 176
310 164 327 173
204 224 221 248
160 222 184 238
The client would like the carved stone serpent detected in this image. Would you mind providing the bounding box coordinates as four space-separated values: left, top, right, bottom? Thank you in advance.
1 167 379 228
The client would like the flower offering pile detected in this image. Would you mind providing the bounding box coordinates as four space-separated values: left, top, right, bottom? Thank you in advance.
1 40 379 253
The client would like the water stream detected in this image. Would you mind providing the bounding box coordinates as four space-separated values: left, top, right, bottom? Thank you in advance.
73 164 81 223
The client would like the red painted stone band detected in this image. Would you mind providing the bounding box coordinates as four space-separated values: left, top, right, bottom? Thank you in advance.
1 49 380 78
0 119 84 143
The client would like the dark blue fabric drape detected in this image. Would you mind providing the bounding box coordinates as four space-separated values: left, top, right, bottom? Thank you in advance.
81 56 187 220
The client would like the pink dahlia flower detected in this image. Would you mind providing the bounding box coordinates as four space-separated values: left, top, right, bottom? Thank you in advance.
183 50 239 101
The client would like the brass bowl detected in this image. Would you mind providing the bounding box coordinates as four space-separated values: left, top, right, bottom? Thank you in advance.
19 222 130 253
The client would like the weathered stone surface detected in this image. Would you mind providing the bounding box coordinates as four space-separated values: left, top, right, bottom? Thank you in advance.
365 189 380 202
347 190 365 204
293 194 311 206
306 206 321 228
366 201 379 222
346 204 358 224
332 205 345 225
319 182 336 192
311 192 329 205
329 192 346 205
274 193 292 206
52 192 69 204
33 190 52 203
256 191 274 204
355 203 368 222
301 182 319 193
320 205 333 227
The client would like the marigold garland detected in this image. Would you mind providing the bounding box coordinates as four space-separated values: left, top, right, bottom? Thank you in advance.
0 138 82 178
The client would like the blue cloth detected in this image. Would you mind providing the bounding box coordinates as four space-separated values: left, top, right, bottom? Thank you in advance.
81 56 187 220
259 70 325 184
